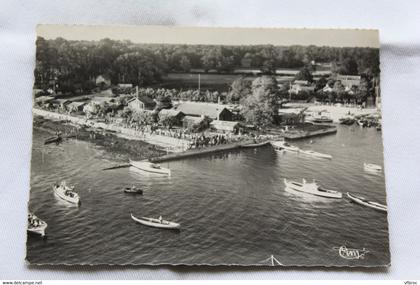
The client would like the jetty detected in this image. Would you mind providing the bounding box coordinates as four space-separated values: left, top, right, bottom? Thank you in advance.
283 126 337 140
149 139 266 163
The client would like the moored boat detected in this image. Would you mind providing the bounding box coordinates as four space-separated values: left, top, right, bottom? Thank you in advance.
241 140 270 148
271 140 300 152
346 192 387 212
53 181 80 205
299 149 332 159
129 159 171 176
27 212 48 236
339 117 355 125
312 116 333 123
284 178 342 199
364 163 382 173
131 213 180 230
123 186 143 194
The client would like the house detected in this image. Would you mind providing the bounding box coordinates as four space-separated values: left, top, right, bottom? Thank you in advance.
51 99 70 111
182 116 206 130
176 102 233 121
91 96 119 107
336 74 361 88
95 75 111 88
210 120 240 134
158 109 185 126
67 101 87 113
118 83 133 88
289 81 316 95
127 96 156 113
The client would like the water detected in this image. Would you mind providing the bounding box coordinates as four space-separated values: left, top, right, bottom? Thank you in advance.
27 126 390 266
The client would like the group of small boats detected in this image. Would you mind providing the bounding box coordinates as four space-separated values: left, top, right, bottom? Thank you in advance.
27 212 48 236
271 140 332 159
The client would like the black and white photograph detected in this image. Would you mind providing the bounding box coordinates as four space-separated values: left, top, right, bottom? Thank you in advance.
27 25 389 267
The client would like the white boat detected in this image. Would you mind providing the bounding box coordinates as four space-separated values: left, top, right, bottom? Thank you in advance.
284 178 342 199
364 163 382 173
27 213 48 236
131 213 180 230
129 159 171 176
299 149 332 159
346 192 387 212
271 140 300 152
53 181 80 205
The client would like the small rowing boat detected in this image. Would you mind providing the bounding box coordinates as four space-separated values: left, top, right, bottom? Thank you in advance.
27 212 48 236
123 186 143 194
44 136 62 145
299 149 332 159
312 116 333 123
284 178 342 199
129 159 171 175
271 140 300 152
53 181 80 205
131 213 180 230
364 163 382 173
346 192 387 212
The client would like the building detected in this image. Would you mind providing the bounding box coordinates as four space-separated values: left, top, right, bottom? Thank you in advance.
182 116 206 130
118 83 133 88
67 101 87 113
336 74 361 88
210 120 240 134
158 109 185 126
175 102 233 121
127 96 156 113
289 81 315 95
95 75 111 88
51 99 70 111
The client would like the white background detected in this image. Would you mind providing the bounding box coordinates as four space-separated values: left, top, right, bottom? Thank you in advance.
0 0 419 280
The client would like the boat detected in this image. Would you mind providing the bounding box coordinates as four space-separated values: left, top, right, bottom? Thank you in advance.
271 140 300 152
284 178 342 198
130 213 180 230
299 149 332 159
129 159 171 175
124 186 143 194
346 192 387 212
27 212 48 236
364 163 382 173
241 140 270 148
312 116 333 123
44 136 62 145
339 117 355 125
53 181 80 205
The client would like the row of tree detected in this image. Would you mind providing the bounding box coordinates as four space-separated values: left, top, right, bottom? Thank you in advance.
34 37 380 94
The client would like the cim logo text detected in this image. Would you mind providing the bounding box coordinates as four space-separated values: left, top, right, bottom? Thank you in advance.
336 245 369 260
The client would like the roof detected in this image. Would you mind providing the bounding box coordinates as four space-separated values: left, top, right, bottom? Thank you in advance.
91 96 116 104
182 116 205 124
52 98 70 104
35 96 54 103
278 108 305 115
337 74 361 80
176 102 230 118
68 101 87 108
294 80 309 85
127 96 156 106
210 120 239 131
159 109 184 117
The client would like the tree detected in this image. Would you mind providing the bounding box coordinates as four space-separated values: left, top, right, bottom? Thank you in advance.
240 76 279 128
179 55 191 72
315 76 328 91
227 77 251 103
294 66 313 82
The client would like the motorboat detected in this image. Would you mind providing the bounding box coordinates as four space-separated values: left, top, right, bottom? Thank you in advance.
284 178 342 199
27 212 48 236
53 181 80 205
131 213 180 230
346 192 387 212
364 163 382 173
299 149 332 159
312 116 333 123
241 140 270 148
339 117 355 125
129 159 171 176
44 136 62 145
124 186 143 194
271 140 300 152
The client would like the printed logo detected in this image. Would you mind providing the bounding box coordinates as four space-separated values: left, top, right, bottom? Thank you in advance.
334 245 369 260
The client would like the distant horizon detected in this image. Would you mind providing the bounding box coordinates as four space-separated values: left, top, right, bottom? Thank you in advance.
37 25 380 48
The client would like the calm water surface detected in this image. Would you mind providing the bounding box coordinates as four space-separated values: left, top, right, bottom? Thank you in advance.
27 126 390 266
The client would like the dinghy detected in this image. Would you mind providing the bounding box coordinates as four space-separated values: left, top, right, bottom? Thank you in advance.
129 159 171 176
131 213 180 230
44 136 62 145
284 178 342 199
27 212 48 236
346 192 387 212
123 186 143 194
299 149 332 159
271 140 299 152
53 181 80 205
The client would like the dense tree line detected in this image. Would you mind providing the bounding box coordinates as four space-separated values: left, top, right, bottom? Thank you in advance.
34 37 380 94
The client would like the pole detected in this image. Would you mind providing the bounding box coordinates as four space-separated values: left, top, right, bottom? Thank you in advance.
198 73 201 93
